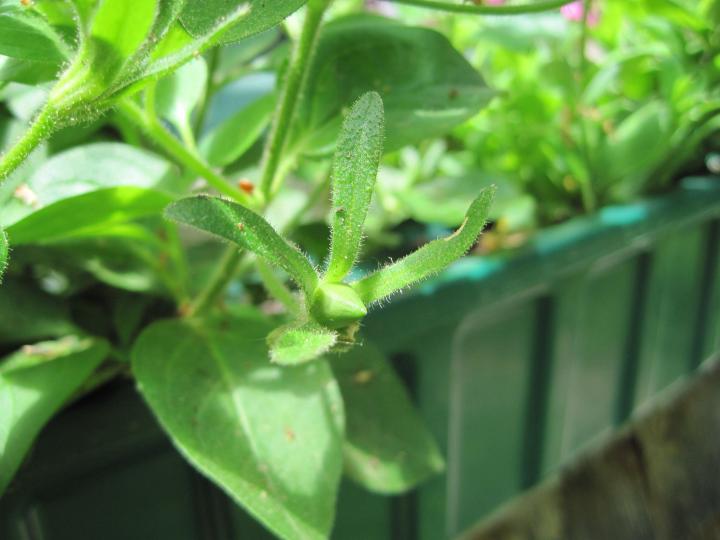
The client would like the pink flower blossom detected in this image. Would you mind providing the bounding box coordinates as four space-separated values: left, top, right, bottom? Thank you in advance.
561 0 600 26
484 0 506 5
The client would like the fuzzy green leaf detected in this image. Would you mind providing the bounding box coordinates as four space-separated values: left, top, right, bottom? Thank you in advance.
268 320 337 365
325 92 384 283
0 227 7 281
332 342 444 493
166 195 319 296
132 316 344 540
0 336 108 494
352 187 495 305
179 0 307 45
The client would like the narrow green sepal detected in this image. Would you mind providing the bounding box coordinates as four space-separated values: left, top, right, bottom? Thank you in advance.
325 91 385 282
268 321 338 365
310 282 367 329
351 186 496 305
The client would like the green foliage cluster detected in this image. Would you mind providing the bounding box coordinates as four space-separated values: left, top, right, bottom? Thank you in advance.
0 0 716 537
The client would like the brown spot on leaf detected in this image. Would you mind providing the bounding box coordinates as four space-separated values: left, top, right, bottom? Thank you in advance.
353 370 374 384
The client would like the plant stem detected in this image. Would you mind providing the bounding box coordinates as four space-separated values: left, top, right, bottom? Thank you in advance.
118 100 253 206
258 1 328 200
186 246 244 317
381 0 575 15
0 103 57 183
256 258 300 315
189 1 331 316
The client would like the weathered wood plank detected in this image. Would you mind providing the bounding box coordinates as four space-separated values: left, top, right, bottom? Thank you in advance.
460 357 720 540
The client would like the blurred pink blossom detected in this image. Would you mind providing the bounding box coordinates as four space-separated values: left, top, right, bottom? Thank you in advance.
561 1 600 26
484 0 506 5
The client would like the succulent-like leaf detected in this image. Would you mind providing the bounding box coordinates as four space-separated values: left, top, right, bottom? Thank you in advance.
166 195 319 296
331 342 444 493
0 336 109 494
352 186 495 305
268 320 338 365
132 316 345 540
325 92 384 283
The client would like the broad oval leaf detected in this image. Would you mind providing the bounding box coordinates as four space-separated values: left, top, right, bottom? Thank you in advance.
6 186 173 245
166 195 319 296
325 92 384 283
0 3 71 62
1 142 175 228
331 342 444 493
352 186 495 305
292 14 494 156
0 335 109 494
132 316 345 540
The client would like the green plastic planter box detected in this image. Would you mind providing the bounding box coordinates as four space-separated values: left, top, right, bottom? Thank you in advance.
2 176 720 539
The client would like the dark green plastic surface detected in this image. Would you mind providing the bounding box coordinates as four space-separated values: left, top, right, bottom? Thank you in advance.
2 177 720 539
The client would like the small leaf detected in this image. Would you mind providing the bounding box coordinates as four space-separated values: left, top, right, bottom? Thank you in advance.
132 316 344 540
352 187 495 305
0 336 109 494
155 57 208 134
332 342 444 493
325 92 384 283
200 92 275 167
7 187 173 245
166 195 319 296
268 320 337 365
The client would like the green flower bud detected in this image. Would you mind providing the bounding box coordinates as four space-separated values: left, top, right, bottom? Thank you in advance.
310 282 367 328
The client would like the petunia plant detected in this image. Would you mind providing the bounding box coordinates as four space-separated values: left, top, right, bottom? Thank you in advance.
0 0 574 538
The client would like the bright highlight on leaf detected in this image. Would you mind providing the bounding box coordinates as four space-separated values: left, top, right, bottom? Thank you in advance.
166 195 319 296
325 91 384 282
351 186 496 305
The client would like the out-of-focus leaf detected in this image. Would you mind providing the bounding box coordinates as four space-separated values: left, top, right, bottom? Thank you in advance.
292 14 494 155
332 342 444 493
0 2 71 62
155 57 208 133
132 316 344 540
7 187 173 245
200 92 275 166
0 336 108 494
0 276 78 344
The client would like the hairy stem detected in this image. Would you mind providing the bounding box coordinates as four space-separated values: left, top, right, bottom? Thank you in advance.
381 0 575 15
118 100 253 206
0 103 57 183
186 247 244 317
258 1 328 200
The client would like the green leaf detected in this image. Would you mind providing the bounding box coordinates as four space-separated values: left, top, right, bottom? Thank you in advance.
166 195 319 296
352 187 495 305
268 320 337 365
0 55 61 85
332 342 444 493
0 226 7 281
0 277 78 344
0 3 71 62
132 316 344 540
1 142 175 228
325 92 384 283
155 56 208 134
200 92 275 167
179 0 307 45
7 187 172 245
293 14 494 155
0 335 109 494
